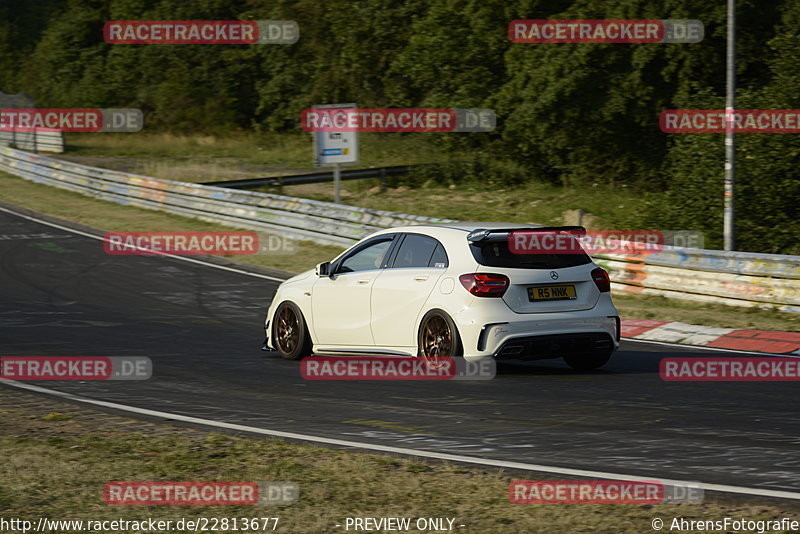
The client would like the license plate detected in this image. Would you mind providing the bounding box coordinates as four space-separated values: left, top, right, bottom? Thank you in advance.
528 285 577 301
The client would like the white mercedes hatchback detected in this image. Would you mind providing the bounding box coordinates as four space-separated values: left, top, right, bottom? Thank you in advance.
263 223 620 370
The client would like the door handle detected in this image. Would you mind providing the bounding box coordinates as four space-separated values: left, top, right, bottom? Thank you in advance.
357 279 370 284
414 275 429 281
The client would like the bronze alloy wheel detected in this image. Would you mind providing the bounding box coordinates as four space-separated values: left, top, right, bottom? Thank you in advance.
276 305 300 355
420 314 454 368
272 302 312 360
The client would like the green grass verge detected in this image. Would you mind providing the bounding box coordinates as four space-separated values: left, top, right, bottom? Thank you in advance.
63 132 457 174
2 406 798 533
613 294 798 332
285 179 651 229
0 170 796 332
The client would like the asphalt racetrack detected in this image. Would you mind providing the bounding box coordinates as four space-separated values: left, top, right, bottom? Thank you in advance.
2 207 798 496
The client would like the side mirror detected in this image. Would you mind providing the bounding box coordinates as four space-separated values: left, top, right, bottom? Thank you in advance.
315 261 331 277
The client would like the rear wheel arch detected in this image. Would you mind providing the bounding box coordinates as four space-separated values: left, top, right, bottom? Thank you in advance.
416 308 464 362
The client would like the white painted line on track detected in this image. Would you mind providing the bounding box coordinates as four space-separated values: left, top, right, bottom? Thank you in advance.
0 205 287 283
5 380 800 501
623 337 800 358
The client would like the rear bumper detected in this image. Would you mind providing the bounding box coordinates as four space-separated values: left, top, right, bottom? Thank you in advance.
452 296 619 361
493 332 614 361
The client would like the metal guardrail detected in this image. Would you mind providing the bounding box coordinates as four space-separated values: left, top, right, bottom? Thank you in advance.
594 257 799 312
0 129 64 153
202 165 411 190
0 92 64 152
0 147 452 247
0 146 797 313
593 242 800 313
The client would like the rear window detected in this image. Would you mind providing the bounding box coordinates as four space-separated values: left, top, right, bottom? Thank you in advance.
469 241 592 269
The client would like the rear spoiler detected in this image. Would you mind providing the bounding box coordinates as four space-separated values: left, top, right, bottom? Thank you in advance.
466 226 587 243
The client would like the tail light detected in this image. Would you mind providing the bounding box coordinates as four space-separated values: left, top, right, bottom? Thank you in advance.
459 273 510 297
591 267 611 292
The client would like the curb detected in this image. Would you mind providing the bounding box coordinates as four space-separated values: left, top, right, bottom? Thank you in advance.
621 319 800 355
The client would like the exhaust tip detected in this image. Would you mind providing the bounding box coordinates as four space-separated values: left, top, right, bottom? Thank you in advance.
594 339 612 349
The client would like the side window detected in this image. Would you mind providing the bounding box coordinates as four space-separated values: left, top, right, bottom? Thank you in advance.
428 243 449 268
338 239 393 273
392 234 441 269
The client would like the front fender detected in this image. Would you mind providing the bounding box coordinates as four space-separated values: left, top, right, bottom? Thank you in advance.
264 283 315 349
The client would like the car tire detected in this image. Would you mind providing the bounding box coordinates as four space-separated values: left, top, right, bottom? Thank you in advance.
417 309 463 368
563 351 613 371
272 301 313 360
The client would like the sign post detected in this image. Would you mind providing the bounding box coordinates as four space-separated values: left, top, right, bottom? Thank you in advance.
333 162 342 203
724 0 736 251
312 103 359 204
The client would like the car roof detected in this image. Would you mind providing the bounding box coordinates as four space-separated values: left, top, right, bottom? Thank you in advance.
384 222 545 233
